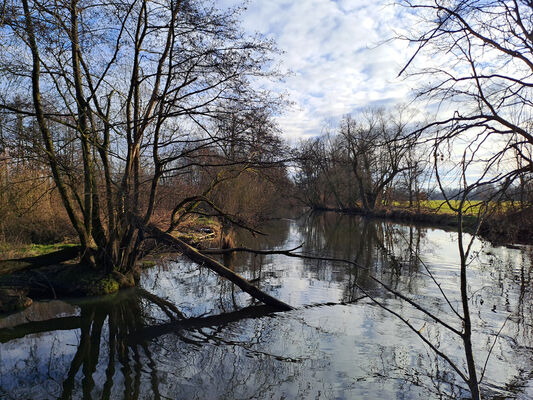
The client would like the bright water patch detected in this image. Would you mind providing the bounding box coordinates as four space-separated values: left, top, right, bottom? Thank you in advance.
0 213 532 399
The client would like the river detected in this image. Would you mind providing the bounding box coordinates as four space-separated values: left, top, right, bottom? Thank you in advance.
1 212 532 399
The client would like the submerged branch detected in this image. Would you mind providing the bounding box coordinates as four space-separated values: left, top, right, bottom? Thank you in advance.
128 304 279 344
0 316 81 343
141 221 294 311
202 246 463 335
131 295 369 344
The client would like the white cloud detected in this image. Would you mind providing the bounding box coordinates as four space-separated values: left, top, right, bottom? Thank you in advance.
224 0 415 139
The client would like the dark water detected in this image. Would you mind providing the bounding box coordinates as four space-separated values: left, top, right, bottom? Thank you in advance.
1 212 533 399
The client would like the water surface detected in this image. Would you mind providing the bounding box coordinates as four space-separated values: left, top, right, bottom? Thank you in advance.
1 212 532 399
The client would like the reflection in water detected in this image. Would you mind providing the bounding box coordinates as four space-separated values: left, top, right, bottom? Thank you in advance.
0 291 161 400
0 212 533 399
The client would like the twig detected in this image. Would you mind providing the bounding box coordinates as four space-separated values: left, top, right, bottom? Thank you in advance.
478 313 512 383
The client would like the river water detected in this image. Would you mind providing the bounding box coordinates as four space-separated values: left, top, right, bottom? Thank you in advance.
1 212 532 399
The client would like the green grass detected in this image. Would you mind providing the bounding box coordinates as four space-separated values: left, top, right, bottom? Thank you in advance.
27 243 78 256
0 242 78 260
196 216 217 224
392 200 516 216
421 200 484 215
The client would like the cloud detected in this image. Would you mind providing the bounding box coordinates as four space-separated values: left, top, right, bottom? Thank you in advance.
225 0 414 140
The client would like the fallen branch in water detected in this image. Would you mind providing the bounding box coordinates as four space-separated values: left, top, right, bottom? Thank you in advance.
141 222 293 311
201 242 479 390
0 315 81 343
201 245 462 335
130 295 369 344
0 246 81 276
202 244 369 267
129 304 279 343
0 292 367 345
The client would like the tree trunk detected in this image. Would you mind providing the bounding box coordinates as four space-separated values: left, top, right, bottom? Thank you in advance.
142 222 293 311
0 246 82 276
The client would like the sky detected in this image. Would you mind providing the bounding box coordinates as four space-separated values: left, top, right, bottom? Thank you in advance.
224 0 415 141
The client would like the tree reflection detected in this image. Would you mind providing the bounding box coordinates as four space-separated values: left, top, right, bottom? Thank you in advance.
296 212 428 303
0 289 304 400
0 290 166 400
1 214 533 399
289 212 533 398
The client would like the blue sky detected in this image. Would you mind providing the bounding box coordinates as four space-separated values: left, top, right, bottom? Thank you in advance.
225 0 414 140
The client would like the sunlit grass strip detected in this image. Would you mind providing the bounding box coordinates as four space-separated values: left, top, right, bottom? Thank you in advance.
392 200 518 215
0 243 78 260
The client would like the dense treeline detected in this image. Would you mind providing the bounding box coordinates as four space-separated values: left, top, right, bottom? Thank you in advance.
294 106 533 226
0 106 292 246
295 107 429 212
0 0 295 267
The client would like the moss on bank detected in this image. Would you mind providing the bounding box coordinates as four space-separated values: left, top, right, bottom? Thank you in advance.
0 216 221 315
0 260 142 314
88 277 120 296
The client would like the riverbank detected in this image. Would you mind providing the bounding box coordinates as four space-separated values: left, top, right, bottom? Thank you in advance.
0 212 293 316
311 204 533 245
0 216 224 314
0 215 222 261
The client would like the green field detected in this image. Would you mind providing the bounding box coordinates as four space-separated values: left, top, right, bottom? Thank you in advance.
393 200 516 216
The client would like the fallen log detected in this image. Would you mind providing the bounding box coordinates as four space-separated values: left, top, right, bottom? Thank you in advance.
129 304 278 344
142 223 293 311
0 246 81 276
0 315 81 343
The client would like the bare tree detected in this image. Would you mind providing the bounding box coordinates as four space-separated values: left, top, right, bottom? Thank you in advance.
295 107 423 212
295 132 351 210
339 108 419 211
0 0 282 273
399 144 430 209
399 0 533 197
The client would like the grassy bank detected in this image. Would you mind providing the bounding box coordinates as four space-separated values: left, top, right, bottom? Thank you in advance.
0 243 79 261
0 215 224 315
391 200 516 216
0 215 222 262
314 201 533 245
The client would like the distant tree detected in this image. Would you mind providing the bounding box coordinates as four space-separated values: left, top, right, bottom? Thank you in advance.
511 133 533 206
339 108 420 211
295 107 422 211
399 145 430 209
295 132 352 210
